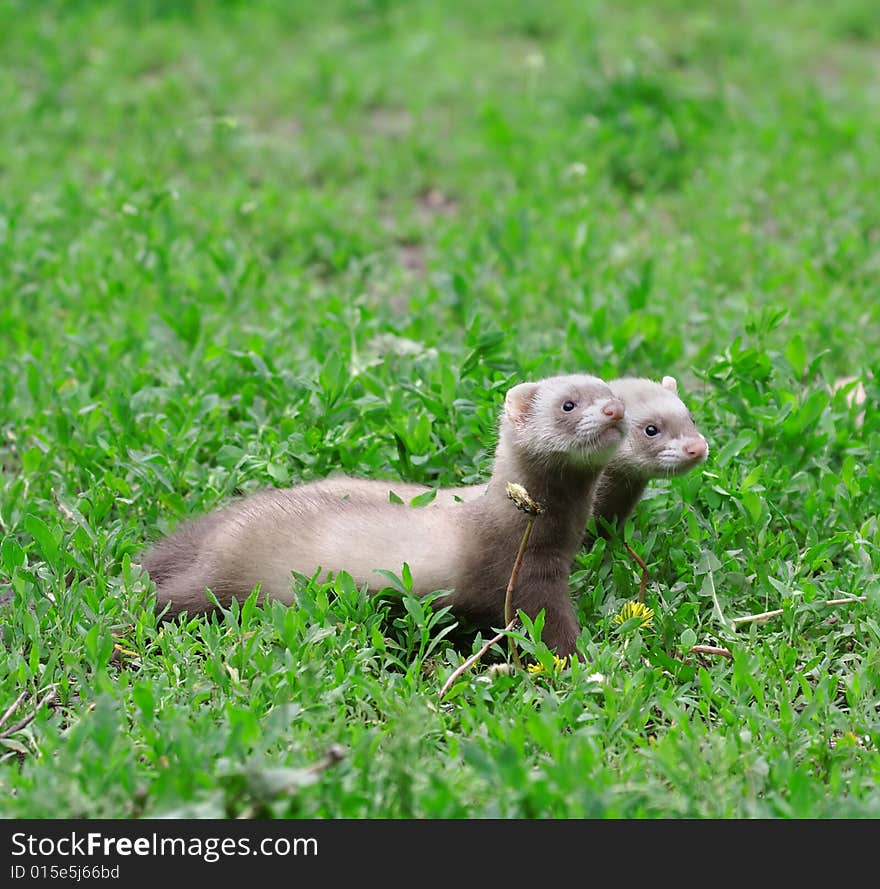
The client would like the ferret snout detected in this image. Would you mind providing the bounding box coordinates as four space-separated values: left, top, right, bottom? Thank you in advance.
601 398 626 422
684 436 708 459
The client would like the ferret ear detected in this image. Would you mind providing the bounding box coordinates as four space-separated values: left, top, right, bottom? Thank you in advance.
504 382 540 427
661 375 678 393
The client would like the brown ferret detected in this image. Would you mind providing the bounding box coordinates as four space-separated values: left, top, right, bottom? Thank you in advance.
343 376 708 532
142 374 627 655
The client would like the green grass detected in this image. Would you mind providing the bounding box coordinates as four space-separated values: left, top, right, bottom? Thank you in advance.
2 0 880 818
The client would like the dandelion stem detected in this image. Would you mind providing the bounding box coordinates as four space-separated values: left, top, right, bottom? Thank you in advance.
625 543 649 603
503 516 535 669
501 482 544 670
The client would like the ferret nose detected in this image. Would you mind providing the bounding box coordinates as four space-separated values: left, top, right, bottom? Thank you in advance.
602 398 626 422
685 436 708 459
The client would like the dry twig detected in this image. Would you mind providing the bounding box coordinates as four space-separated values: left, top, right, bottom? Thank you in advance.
0 690 29 732
732 596 867 628
51 488 76 523
689 645 733 659
0 686 57 739
306 744 346 774
438 621 516 701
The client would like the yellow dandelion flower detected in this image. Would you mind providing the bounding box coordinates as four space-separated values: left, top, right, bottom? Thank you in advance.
527 655 569 675
552 654 570 671
612 601 655 630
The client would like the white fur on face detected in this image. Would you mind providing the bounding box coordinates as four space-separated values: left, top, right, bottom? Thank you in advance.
506 374 626 469
608 377 709 479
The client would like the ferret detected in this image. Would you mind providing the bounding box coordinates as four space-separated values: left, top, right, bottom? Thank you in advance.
590 375 708 531
143 374 627 656
355 376 708 532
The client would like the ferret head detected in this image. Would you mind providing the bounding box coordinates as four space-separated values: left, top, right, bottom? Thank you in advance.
503 374 626 470
606 375 709 480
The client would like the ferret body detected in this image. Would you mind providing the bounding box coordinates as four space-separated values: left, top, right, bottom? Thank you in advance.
143 374 627 655
353 376 709 531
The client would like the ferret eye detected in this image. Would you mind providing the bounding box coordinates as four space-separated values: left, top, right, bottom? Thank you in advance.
562 401 576 412
645 424 660 437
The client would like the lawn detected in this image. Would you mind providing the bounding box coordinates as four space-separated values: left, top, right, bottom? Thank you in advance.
1 0 879 818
